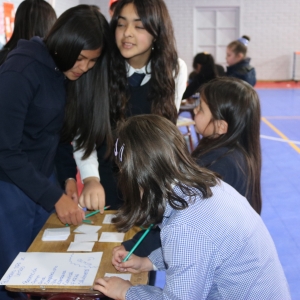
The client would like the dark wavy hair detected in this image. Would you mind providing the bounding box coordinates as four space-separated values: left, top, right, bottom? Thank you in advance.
109 0 179 125
0 0 57 65
45 5 113 157
112 115 218 232
192 77 262 214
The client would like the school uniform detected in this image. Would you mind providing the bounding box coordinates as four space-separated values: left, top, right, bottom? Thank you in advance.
182 66 216 99
226 57 256 86
72 59 188 209
0 37 65 299
196 147 250 203
0 47 10 65
122 146 250 255
126 182 291 300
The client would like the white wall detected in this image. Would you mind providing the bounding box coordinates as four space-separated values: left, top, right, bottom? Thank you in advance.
164 0 300 80
2 0 300 80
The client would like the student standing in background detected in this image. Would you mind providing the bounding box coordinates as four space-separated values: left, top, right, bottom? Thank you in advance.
0 5 111 299
0 0 57 65
226 35 256 86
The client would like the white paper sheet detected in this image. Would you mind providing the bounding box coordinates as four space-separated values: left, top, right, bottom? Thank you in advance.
102 214 116 224
42 227 70 241
104 273 131 280
67 242 95 252
0 252 103 286
74 224 102 234
74 233 98 242
99 232 125 243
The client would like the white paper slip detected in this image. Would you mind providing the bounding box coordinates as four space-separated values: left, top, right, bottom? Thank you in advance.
102 214 116 224
99 232 125 243
74 224 102 234
67 242 95 252
105 273 131 281
42 227 70 241
0 252 103 286
74 233 98 243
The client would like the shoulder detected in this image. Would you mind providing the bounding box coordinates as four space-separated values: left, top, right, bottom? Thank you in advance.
197 147 248 195
178 57 187 69
177 57 188 75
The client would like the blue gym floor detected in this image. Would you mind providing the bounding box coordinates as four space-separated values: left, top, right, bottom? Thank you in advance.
155 88 300 299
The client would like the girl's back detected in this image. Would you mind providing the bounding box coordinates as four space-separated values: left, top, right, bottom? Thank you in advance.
159 182 290 299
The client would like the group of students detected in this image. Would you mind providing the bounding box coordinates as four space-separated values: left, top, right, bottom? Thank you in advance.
183 35 256 99
0 0 290 299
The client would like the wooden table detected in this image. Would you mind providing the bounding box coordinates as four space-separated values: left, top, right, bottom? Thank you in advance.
5 211 148 299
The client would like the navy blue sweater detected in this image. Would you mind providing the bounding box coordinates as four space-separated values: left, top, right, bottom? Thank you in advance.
0 37 66 211
226 58 256 86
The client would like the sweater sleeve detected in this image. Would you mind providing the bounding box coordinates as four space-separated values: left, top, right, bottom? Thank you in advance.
122 226 162 257
0 71 63 211
55 141 78 189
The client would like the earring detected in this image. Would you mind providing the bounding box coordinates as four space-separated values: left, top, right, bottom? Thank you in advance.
54 51 57 55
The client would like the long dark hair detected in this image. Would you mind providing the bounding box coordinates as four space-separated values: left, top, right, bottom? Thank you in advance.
113 115 218 232
193 52 218 78
0 0 57 65
109 0 179 126
192 77 262 213
45 5 113 157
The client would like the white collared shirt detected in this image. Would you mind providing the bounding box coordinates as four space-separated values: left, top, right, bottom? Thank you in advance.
126 58 187 111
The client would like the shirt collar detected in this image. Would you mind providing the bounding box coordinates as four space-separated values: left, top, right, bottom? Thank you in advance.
126 61 152 78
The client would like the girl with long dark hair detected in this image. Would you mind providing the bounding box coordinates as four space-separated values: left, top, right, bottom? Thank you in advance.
0 0 57 65
69 0 187 211
192 77 262 213
0 5 111 299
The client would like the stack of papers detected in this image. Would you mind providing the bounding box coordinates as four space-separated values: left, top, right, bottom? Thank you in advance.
42 227 70 241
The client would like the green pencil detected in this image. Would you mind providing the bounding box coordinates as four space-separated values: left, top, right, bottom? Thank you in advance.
83 219 93 224
85 205 110 218
122 224 154 262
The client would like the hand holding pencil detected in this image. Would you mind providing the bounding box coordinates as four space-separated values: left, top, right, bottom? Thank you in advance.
112 247 154 274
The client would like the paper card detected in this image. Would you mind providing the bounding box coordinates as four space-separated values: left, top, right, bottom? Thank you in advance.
74 224 102 234
67 242 95 252
42 227 70 241
74 233 98 243
102 214 116 224
0 252 103 286
105 273 131 280
99 232 125 243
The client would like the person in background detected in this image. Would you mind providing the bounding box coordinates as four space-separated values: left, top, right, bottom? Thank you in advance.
109 0 119 18
0 5 111 299
226 35 256 86
182 52 218 100
93 114 290 300
0 0 57 65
